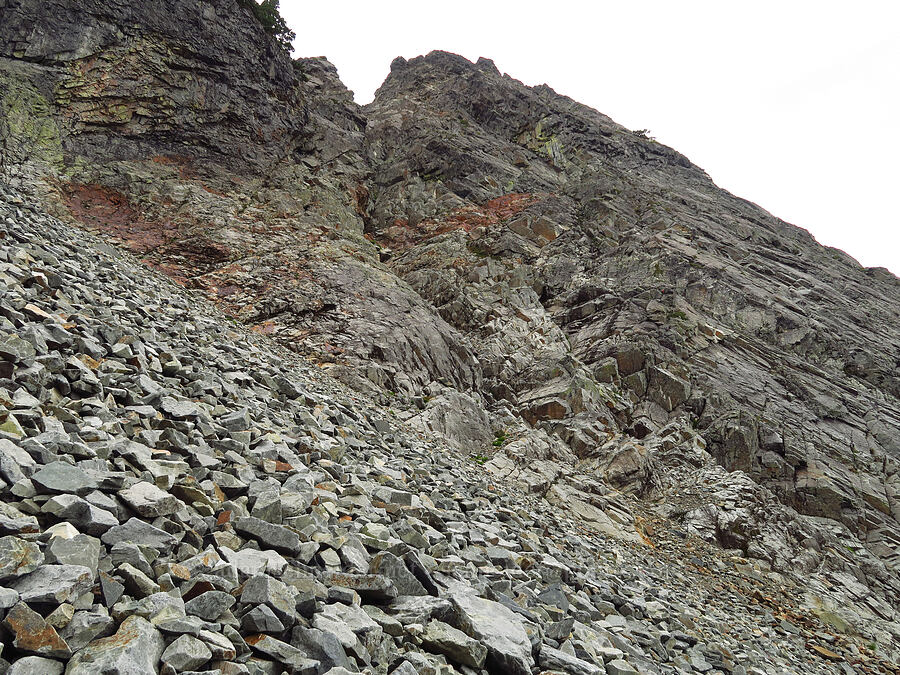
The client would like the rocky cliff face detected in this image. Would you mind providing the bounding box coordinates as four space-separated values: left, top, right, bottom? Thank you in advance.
365 53 900 559
1 1 899 673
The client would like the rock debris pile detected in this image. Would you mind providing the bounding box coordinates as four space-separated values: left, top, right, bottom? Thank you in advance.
0 0 899 673
0 182 895 673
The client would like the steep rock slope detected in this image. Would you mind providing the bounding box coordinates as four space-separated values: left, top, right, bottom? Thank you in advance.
1 1 900 671
2 180 891 675
0 0 479 401
363 52 900 570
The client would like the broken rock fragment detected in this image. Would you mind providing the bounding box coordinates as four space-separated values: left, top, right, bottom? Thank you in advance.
65 615 165 675
0 535 43 581
2 602 72 659
9 564 94 604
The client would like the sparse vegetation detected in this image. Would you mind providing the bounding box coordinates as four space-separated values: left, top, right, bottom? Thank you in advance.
239 0 295 50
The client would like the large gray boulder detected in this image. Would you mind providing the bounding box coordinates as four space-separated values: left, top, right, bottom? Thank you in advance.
66 615 165 675
447 588 533 675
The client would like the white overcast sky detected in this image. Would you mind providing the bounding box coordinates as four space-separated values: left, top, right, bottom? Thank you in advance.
281 0 900 275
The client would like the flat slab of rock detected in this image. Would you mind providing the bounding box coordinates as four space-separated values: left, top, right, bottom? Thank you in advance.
448 588 533 675
31 462 98 495
45 534 101 573
66 615 165 675
118 481 181 517
540 645 605 675
606 659 641 675
233 516 301 555
421 619 488 668
101 517 178 550
322 572 397 603
9 564 93 604
245 633 319 675
160 396 201 419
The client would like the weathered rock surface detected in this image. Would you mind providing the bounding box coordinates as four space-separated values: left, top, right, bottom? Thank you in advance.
448 588 534 674
2 602 71 659
0 535 43 581
421 619 488 668
65 616 165 674
0 1 898 674
9 565 93 604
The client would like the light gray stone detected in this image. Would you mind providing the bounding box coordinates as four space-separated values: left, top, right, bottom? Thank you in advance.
101 517 178 550
7 655 65 675
448 588 533 675
0 535 43 581
421 619 488 668
66 615 165 675
118 481 181 517
161 634 213 671
185 590 236 621
9 564 93 604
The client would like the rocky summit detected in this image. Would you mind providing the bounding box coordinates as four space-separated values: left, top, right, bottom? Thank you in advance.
0 2 898 674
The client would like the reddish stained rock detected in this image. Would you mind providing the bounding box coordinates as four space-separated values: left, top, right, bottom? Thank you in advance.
2 601 72 659
260 459 293 474
181 579 215 602
66 615 164 675
252 321 277 335
0 535 44 581
244 633 266 646
150 154 200 181
214 283 242 298
167 563 192 581
808 643 843 661
380 192 544 250
59 182 232 289
60 182 174 254
521 398 570 425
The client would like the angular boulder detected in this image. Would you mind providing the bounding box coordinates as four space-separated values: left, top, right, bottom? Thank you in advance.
2 602 72 659
65 615 165 675
0 535 43 581
9 564 93 604
447 588 533 675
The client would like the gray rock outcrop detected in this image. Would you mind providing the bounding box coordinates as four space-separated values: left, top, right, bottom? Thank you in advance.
0 1 897 673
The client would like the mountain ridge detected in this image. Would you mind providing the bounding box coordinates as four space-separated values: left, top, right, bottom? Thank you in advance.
0 2 899 672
